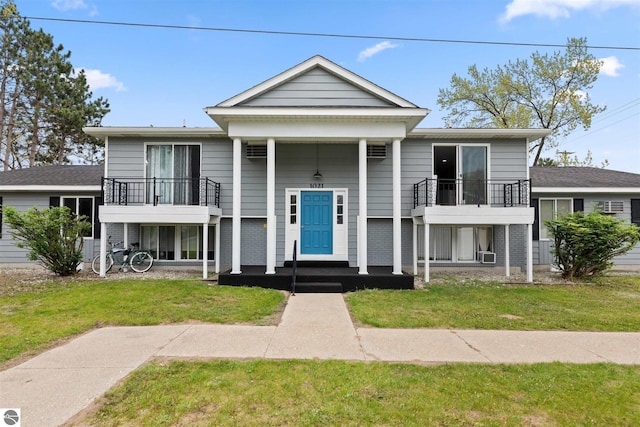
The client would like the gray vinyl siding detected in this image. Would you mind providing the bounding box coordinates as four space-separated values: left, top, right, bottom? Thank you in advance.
400 138 431 214
533 192 640 266
106 139 144 178
489 140 529 180
367 147 392 216
240 68 394 107
0 192 99 263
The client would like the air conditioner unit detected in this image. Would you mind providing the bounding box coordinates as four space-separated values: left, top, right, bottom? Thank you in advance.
477 251 496 264
367 144 387 158
246 145 267 158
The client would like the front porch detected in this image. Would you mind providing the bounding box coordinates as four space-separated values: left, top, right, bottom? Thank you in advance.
218 262 414 292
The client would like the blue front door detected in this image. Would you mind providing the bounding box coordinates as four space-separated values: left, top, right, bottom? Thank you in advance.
301 191 333 254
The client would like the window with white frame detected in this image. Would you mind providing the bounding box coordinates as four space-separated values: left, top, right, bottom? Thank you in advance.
140 225 213 261
62 196 94 238
539 199 572 239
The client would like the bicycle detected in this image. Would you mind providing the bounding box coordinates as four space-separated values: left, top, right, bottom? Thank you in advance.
91 236 154 274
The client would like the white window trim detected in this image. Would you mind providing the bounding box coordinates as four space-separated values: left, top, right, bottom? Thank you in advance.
61 196 95 240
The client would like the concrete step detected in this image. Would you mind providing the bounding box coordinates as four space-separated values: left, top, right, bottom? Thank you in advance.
293 282 343 293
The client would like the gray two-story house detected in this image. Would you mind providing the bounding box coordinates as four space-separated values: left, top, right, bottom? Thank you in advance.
82 55 550 286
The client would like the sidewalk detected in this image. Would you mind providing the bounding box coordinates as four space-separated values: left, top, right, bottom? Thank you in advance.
2 293 639 426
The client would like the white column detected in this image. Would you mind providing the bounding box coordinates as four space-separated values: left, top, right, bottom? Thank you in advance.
423 220 430 283
99 222 107 277
412 219 418 275
202 222 209 280
392 138 402 274
232 138 242 274
266 138 276 274
123 223 128 249
527 223 533 283
504 224 510 278
358 139 368 275
214 219 221 274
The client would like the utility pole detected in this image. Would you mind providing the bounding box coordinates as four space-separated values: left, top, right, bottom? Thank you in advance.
557 150 575 166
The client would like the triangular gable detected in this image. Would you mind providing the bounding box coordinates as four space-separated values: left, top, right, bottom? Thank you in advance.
216 55 418 108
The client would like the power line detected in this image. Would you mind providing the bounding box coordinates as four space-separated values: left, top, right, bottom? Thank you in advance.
24 16 640 51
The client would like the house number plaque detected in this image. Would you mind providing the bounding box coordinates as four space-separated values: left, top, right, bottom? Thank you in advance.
309 183 324 188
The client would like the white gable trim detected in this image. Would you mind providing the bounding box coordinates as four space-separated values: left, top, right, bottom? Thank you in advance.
215 55 421 108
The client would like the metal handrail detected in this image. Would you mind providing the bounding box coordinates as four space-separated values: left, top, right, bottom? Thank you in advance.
102 177 221 208
413 178 531 208
291 240 297 296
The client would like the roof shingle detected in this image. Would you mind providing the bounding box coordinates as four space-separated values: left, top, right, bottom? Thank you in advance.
530 166 640 188
0 165 103 186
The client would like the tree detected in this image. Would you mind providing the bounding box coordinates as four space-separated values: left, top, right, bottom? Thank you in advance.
437 38 606 166
0 0 109 170
4 206 91 276
545 211 640 280
537 149 609 168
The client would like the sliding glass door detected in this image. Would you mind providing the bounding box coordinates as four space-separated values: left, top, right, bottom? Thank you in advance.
146 145 200 205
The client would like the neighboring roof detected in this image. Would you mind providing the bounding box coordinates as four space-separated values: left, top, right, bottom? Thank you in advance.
0 165 103 190
531 166 640 193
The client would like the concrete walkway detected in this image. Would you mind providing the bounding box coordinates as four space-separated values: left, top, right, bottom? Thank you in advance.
2 293 640 426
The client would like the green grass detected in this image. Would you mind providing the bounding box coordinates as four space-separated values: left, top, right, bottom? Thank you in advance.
0 279 284 365
347 275 640 330
81 360 640 426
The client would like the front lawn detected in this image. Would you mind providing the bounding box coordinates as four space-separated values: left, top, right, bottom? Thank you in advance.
347 275 640 330
0 278 284 365
76 360 640 426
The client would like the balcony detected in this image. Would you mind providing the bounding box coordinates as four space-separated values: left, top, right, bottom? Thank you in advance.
102 177 220 208
413 178 530 208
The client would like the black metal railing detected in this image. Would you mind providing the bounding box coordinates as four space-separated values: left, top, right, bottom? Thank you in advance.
102 177 220 208
413 178 530 208
290 240 297 296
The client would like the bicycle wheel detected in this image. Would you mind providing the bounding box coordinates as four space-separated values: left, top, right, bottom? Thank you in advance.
129 252 153 273
91 253 114 274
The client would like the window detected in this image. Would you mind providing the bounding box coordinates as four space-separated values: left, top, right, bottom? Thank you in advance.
539 199 572 240
290 194 297 224
61 196 95 238
336 194 344 225
632 199 640 227
140 225 213 261
594 201 624 213
426 226 493 262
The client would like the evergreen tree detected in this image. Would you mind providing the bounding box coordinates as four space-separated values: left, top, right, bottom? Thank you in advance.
0 0 109 170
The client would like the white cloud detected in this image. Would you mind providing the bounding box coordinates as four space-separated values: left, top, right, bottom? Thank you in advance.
51 0 87 11
599 56 624 77
499 0 640 23
357 41 399 62
79 69 127 92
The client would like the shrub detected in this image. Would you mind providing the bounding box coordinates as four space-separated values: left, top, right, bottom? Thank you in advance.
546 210 640 280
4 206 91 276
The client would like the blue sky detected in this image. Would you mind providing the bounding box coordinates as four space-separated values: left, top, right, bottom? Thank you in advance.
17 0 640 173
